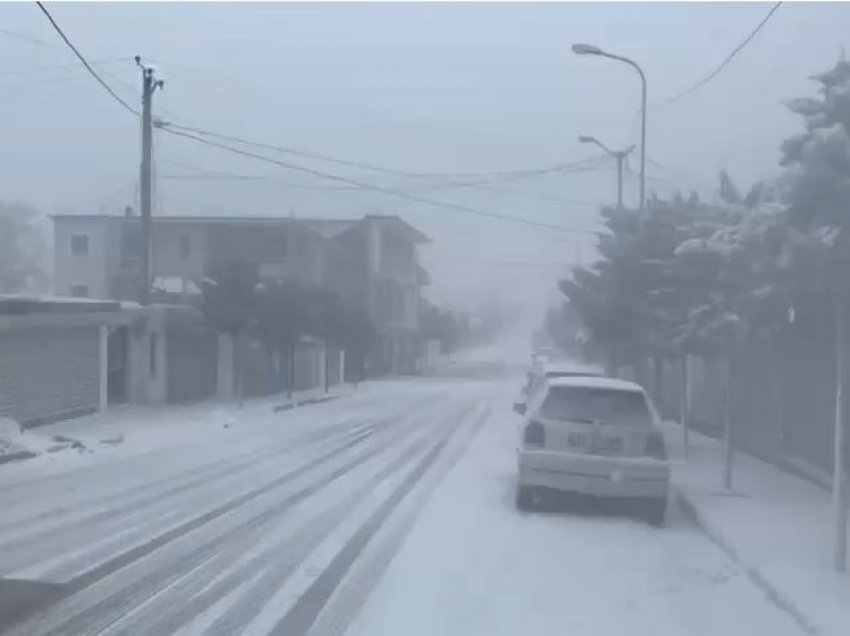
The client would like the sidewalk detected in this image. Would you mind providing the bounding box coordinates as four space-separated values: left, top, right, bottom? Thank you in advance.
662 421 850 636
0 385 353 469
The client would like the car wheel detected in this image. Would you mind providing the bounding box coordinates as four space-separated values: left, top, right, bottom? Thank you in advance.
516 486 539 511
641 497 667 527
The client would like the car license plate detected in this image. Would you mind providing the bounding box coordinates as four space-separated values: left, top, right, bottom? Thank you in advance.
592 435 623 454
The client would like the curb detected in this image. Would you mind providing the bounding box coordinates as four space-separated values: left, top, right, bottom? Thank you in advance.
0 450 37 467
271 393 342 413
672 486 819 635
1 394 349 468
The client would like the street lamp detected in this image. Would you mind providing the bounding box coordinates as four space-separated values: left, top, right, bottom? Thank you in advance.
578 135 635 209
572 43 647 214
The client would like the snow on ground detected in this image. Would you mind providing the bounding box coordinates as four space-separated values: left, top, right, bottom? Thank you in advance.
663 420 850 636
0 379 490 635
346 387 805 636
0 384 366 484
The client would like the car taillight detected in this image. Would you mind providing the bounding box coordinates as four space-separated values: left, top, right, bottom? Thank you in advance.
646 430 666 460
524 420 545 447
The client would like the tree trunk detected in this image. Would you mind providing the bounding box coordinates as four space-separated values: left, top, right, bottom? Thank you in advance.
833 294 847 572
652 356 664 415
723 356 734 490
681 354 690 460
605 355 616 378
323 343 330 393
287 342 296 400
234 331 244 408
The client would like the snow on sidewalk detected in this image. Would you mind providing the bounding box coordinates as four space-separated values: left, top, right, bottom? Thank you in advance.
0 384 354 475
663 421 850 636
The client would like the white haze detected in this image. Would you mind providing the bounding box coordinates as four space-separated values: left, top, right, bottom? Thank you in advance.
1 1 849 318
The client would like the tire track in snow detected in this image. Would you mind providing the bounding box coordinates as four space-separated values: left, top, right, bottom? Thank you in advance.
268 401 489 636
0 395 437 582
140 417 448 636
0 413 370 536
2 395 449 635
0 419 380 580
202 402 477 636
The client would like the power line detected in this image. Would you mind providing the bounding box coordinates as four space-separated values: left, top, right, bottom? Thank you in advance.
657 1 783 106
157 153 607 202
158 164 607 204
35 2 138 115
159 126 601 236
159 120 601 183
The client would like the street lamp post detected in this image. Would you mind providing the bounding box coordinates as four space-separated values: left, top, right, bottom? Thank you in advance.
578 135 635 209
572 43 647 214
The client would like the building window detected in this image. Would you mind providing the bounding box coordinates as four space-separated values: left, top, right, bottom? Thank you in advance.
180 234 192 259
70 284 89 298
71 233 89 256
149 332 158 378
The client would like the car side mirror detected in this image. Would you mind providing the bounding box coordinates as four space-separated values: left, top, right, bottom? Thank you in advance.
513 402 527 415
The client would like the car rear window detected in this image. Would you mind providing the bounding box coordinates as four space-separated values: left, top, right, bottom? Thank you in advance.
538 386 652 427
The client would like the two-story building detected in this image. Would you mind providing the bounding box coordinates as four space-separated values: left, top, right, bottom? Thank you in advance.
52 212 327 302
306 215 430 374
52 212 430 378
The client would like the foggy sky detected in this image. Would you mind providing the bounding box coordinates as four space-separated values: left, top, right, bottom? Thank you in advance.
2 1 848 320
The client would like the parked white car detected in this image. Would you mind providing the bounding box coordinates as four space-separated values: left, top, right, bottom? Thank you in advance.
514 375 670 525
516 361 605 412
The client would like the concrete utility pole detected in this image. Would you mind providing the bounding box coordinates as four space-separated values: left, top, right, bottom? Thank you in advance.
834 294 848 572
137 56 163 305
578 135 635 209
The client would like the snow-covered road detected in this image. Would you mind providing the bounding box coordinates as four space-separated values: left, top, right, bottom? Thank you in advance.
0 369 804 635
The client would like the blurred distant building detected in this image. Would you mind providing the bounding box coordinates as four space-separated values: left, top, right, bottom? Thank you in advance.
51 213 430 377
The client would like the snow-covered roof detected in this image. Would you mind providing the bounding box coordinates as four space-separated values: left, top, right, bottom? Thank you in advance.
0 295 121 315
302 219 359 239
544 375 646 393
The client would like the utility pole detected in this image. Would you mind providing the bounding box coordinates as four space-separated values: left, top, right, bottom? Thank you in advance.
578 135 634 210
615 151 625 210
136 56 163 305
834 293 847 572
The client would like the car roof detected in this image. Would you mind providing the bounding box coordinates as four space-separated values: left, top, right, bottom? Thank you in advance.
540 362 604 375
544 375 647 393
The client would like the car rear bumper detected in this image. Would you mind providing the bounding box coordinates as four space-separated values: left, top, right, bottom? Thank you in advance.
518 449 669 498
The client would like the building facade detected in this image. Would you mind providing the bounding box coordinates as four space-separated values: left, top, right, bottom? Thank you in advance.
52 213 430 377
52 214 328 302
0 297 168 427
307 215 430 374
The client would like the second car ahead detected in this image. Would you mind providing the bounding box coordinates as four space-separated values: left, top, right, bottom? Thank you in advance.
514 375 670 526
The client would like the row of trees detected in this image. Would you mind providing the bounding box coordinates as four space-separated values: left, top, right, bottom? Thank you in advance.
200 260 376 401
420 300 472 355
550 58 850 569
0 201 49 294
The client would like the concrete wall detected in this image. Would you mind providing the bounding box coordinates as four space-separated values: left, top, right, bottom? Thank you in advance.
166 325 218 403
126 310 167 405
0 326 100 426
53 219 111 299
293 339 322 391
152 223 208 279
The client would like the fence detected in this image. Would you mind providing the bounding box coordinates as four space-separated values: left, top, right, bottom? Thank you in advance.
652 292 845 485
